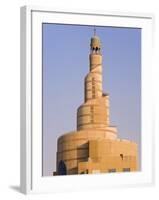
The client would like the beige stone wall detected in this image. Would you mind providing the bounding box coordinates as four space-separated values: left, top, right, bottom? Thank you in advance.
56 132 137 175
77 95 110 130
78 155 137 174
56 129 118 175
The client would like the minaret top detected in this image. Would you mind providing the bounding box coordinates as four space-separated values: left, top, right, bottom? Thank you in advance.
90 27 101 53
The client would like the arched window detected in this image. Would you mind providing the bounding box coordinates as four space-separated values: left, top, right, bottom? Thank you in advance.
58 160 67 175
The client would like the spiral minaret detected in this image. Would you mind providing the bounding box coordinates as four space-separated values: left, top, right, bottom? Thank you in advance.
77 33 110 131
54 31 138 176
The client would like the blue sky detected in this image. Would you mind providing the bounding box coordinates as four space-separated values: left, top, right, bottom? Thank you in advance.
42 23 141 176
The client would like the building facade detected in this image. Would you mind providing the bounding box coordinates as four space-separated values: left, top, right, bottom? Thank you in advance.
54 32 138 175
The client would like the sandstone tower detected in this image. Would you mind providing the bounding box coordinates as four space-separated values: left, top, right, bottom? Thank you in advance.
54 31 138 175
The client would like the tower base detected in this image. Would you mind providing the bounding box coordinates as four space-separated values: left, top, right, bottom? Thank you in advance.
55 129 138 175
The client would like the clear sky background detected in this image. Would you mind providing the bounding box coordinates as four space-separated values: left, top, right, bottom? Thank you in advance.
42 23 141 176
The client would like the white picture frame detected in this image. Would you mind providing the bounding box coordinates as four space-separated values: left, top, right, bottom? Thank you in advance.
20 5 154 194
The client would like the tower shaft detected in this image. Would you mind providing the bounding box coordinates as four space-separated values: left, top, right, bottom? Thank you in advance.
85 53 102 101
77 35 110 131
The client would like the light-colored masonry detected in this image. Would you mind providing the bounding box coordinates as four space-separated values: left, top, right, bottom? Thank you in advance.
53 32 138 175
